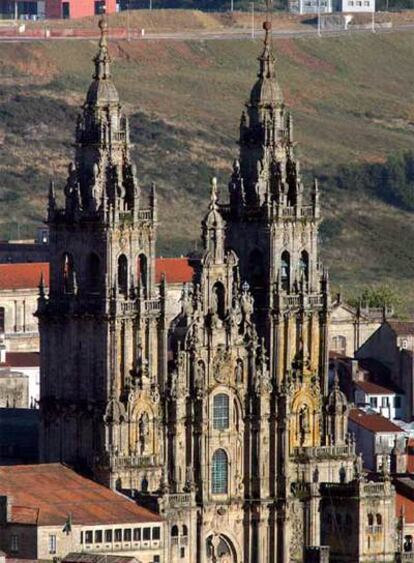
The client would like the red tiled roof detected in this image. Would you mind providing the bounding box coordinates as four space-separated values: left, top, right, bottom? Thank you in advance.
0 258 195 290
4 352 39 368
388 320 414 336
355 381 401 396
0 263 49 290
155 257 195 284
348 409 404 433
0 464 162 526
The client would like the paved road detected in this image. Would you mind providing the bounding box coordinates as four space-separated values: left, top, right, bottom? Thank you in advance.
1 21 414 42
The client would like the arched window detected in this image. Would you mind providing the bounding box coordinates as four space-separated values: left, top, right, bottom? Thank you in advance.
299 250 309 284
212 449 228 494
118 254 128 296
367 513 374 526
87 252 100 292
213 394 229 430
376 513 382 526
171 525 179 537
212 282 225 320
137 253 147 297
62 253 74 293
281 251 290 291
404 535 413 552
182 525 188 537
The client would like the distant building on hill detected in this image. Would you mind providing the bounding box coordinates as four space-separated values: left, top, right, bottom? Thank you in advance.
288 0 375 14
0 0 117 20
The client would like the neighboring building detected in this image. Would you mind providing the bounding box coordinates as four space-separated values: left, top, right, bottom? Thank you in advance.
44 0 117 19
348 408 406 472
0 369 28 408
354 380 404 420
1 351 40 405
0 228 49 264
0 464 164 562
0 408 39 464
288 0 333 15
35 17 398 562
357 320 414 421
330 296 390 357
0 262 49 352
341 0 375 12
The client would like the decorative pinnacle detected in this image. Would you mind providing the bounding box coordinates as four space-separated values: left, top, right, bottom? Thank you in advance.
94 17 111 80
210 177 218 207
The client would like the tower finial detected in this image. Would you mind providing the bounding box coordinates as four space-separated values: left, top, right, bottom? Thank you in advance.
210 177 218 207
94 17 111 80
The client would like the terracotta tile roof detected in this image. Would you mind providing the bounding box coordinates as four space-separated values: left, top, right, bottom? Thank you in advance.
387 320 414 336
348 408 404 433
355 381 402 395
0 263 49 291
0 464 162 526
3 352 40 368
63 554 139 563
396 493 414 523
155 257 195 284
0 258 196 290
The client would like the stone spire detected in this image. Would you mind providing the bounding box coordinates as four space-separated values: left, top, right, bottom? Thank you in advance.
58 17 140 222
202 177 225 263
231 13 312 213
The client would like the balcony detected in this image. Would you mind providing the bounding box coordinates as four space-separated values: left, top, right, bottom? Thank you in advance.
107 454 157 470
164 493 192 508
293 444 355 460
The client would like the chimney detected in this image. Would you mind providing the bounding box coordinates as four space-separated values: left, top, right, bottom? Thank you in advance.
351 359 360 382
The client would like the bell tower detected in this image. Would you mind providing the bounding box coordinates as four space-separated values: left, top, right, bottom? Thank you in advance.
38 20 164 492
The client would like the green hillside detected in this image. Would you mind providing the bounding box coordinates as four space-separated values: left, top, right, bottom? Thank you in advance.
0 31 414 310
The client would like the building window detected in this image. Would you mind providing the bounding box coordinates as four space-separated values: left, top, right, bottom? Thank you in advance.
124 529 131 542
213 394 229 430
370 397 378 409
85 531 93 544
332 335 347 356
114 529 122 542
95 530 103 543
133 528 141 541
281 251 290 291
180 547 185 558
395 396 401 409
367 513 374 526
117 254 128 297
80 531 84 544
171 525 179 537
62 1 70 17
48 535 57 554
212 449 228 494
376 513 382 526
153 557 160 563
143 527 151 541
10 535 19 553
299 250 309 284
105 529 113 542
382 396 389 408
152 527 161 540
182 525 188 536
0 307 5 333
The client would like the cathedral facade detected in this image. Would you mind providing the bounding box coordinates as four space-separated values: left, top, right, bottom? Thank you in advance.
37 18 396 563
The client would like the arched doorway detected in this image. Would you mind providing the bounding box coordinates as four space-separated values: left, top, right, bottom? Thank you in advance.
206 534 237 563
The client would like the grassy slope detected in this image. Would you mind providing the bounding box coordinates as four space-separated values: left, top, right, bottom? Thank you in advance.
0 31 414 310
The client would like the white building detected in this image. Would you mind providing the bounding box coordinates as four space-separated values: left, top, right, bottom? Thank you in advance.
354 381 404 421
288 0 333 15
348 408 406 471
342 0 375 12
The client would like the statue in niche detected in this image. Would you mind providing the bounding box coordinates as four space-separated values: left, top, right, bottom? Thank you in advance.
298 404 310 446
235 360 243 384
211 286 218 315
138 412 149 455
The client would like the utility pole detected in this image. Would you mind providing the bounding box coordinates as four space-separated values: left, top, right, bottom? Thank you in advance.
317 0 321 37
230 0 234 12
149 0 152 9
251 1 255 39
371 8 375 32
127 2 130 41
